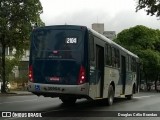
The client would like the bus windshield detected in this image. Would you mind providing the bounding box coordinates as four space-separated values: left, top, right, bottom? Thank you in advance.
33 29 83 51
31 29 84 60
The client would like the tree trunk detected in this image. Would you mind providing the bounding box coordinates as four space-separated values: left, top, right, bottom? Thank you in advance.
1 43 6 93
155 74 159 91
144 72 148 84
144 71 149 91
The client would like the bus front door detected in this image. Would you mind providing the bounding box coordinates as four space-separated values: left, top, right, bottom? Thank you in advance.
121 55 126 95
95 45 104 98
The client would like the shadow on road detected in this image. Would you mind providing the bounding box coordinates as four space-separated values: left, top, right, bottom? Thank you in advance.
40 97 139 117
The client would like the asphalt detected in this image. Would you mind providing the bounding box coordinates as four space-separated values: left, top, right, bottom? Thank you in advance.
0 90 158 96
0 90 33 96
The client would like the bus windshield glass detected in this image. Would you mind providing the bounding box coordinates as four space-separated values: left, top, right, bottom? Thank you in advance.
32 29 83 60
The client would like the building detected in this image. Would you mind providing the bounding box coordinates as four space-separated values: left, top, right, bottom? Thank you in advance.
92 23 104 34
0 45 29 79
91 23 116 40
103 31 116 40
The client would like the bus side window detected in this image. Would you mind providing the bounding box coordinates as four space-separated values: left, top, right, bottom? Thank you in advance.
106 44 112 66
89 33 94 61
112 47 116 67
115 49 120 68
128 56 131 71
105 44 108 65
117 49 120 68
131 57 136 72
126 55 129 71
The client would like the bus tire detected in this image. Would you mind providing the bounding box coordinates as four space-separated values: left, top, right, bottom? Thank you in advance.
60 97 77 105
107 85 114 106
126 94 133 100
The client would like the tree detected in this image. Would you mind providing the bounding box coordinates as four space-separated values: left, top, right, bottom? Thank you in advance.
136 0 160 17
114 25 160 90
5 57 19 82
0 0 44 93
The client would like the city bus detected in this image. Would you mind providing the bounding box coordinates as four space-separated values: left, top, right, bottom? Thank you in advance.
28 25 140 105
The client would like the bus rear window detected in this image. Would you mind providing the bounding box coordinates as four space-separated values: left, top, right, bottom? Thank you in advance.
32 29 83 51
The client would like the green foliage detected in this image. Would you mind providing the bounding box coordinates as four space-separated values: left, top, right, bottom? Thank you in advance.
0 0 44 52
18 61 28 83
114 25 160 82
136 0 160 17
138 49 160 80
114 25 159 51
0 0 44 92
5 57 19 81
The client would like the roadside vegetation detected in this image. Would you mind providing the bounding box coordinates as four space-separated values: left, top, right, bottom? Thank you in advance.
114 25 160 91
0 0 44 93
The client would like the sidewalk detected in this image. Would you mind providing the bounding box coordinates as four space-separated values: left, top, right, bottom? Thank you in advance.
0 90 33 96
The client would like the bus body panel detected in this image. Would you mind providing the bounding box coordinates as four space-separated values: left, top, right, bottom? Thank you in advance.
125 72 137 95
103 67 120 98
32 59 80 85
87 28 139 100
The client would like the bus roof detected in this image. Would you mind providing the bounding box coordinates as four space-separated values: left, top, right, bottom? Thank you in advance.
88 28 139 59
33 25 138 59
33 25 87 31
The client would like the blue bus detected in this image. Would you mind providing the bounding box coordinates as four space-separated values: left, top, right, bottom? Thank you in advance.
28 25 140 105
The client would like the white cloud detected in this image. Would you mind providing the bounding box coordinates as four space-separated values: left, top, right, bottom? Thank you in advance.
40 0 160 33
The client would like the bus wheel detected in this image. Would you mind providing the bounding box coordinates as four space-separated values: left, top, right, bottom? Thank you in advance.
107 85 114 106
126 94 133 100
60 97 77 105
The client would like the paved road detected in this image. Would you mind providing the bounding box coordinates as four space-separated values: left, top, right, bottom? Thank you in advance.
0 92 160 120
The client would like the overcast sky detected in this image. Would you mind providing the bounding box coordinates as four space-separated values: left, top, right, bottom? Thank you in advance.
40 0 160 33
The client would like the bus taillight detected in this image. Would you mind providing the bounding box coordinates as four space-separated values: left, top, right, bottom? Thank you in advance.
78 66 86 84
29 65 33 82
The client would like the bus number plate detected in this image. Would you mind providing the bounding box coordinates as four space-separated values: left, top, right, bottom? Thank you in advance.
48 87 61 91
66 38 77 44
